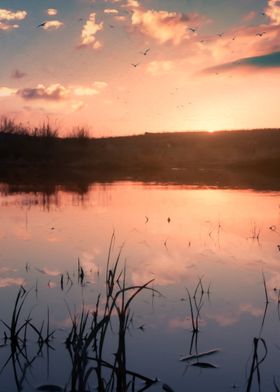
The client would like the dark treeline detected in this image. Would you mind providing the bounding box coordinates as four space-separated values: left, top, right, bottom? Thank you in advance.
1 117 280 190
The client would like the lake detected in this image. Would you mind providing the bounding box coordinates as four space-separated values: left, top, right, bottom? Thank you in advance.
0 180 280 391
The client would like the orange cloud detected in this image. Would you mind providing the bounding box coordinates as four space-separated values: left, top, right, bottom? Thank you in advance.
131 9 192 44
47 8 58 16
126 0 140 8
72 82 107 96
266 0 280 25
0 22 18 30
0 87 18 97
42 20 64 30
0 8 27 21
127 2 207 45
197 23 280 73
72 101 85 111
104 9 119 14
92 81 108 89
79 13 103 49
146 60 174 76
73 87 100 96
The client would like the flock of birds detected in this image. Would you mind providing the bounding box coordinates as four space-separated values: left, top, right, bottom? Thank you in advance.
34 9 268 70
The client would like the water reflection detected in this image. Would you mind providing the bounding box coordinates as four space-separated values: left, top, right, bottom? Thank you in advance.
0 181 280 390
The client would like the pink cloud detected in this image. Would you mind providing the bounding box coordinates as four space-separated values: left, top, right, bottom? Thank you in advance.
0 8 27 21
266 0 280 25
0 21 19 31
47 8 58 16
0 277 25 288
42 20 64 30
0 87 18 97
130 7 205 45
79 13 103 49
17 84 69 101
104 9 119 14
146 60 174 76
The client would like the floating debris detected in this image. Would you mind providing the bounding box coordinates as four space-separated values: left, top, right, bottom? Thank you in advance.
180 349 220 362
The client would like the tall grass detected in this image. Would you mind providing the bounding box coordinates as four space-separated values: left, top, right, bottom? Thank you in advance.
0 237 160 391
61 234 159 391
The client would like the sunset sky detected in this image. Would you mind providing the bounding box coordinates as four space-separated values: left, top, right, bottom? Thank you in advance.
1 0 280 136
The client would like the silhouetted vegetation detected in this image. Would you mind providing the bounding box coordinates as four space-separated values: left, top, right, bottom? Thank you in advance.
1 117 280 189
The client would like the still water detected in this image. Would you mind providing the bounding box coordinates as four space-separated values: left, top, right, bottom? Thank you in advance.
0 181 280 391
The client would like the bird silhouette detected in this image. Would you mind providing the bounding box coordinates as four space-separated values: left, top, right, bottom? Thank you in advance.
145 216 149 223
140 48 150 56
217 33 224 37
36 22 47 28
189 28 196 33
131 63 140 67
167 217 171 223
256 32 266 37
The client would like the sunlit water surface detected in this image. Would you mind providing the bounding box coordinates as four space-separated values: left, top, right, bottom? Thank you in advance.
1 181 280 391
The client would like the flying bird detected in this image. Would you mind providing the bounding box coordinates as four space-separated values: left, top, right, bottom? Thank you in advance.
145 216 149 223
256 32 266 37
131 63 140 67
217 33 224 37
36 22 47 28
188 28 196 33
140 48 150 56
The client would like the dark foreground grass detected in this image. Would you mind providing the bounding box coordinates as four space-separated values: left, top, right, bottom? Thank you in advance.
0 234 162 392
1 117 280 177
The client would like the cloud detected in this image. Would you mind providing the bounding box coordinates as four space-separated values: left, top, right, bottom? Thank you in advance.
0 8 27 21
242 11 257 22
202 50 280 74
17 84 69 101
146 60 174 75
114 15 126 22
11 69 26 79
93 81 108 89
125 1 207 45
42 20 64 30
195 22 280 72
0 87 18 97
266 0 280 25
0 21 19 30
0 277 25 288
126 0 140 8
72 82 107 96
73 87 100 96
15 82 107 102
71 101 85 111
131 9 192 44
104 9 119 14
35 267 61 276
47 8 58 16
79 13 103 49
